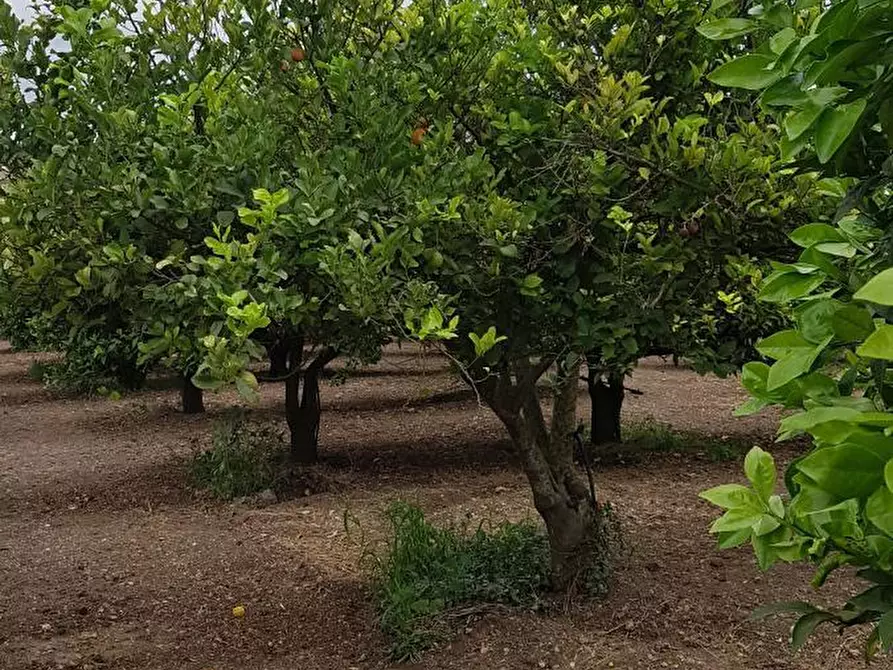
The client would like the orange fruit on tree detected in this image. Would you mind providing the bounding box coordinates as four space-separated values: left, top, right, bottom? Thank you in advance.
291 47 305 62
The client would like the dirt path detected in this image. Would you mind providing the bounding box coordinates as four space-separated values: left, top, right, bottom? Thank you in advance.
0 344 877 669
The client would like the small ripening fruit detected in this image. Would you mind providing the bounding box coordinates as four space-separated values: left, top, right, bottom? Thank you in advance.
290 47 305 62
232 605 246 618
411 127 427 146
279 61 290 72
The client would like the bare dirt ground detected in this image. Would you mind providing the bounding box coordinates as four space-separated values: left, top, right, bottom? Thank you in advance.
0 342 881 670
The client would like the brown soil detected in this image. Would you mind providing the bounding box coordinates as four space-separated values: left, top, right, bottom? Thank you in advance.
0 344 881 670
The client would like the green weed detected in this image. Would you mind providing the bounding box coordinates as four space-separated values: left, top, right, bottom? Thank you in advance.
623 418 747 462
369 502 550 661
190 412 285 500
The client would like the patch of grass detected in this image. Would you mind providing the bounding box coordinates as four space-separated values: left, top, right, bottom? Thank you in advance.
190 411 285 500
623 418 747 462
369 502 550 661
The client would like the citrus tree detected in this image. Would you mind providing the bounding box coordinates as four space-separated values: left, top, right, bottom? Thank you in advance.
0 0 283 401
288 0 829 585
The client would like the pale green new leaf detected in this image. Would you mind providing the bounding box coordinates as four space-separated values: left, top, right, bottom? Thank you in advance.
854 268 893 306
700 483 761 510
745 447 776 501
857 325 893 361
710 507 764 533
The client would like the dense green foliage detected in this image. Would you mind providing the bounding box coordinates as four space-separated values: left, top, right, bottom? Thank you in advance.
369 502 550 660
703 0 891 173
701 0 893 657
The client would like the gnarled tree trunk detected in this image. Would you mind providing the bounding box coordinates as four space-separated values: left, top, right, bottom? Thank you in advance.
483 358 607 592
181 375 205 414
587 369 624 445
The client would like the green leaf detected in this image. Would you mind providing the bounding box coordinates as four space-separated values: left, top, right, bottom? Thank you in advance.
757 330 812 360
767 337 829 391
348 229 364 251
700 484 761 509
745 447 776 501
710 507 764 533
753 514 782 536
798 247 841 280
813 241 856 258
854 268 893 306
857 325 893 361
832 305 875 341
789 223 844 248
741 361 771 395
235 371 259 401
806 39 880 88
753 527 782 570
761 77 809 107
815 99 867 163
866 486 893 536
769 495 785 517
708 54 781 90
768 28 798 56
798 372 839 403
717 527 752 549
468 326 507 357
795 299 840 343
797 444 890 499
878 610 893 651
759 271 826 303
192 373 224 391
785 102 824 141
887 459 893 493
779 406 861 437
808 498 862 539
735 396 769 416
791 611 836 652
696 18 757 40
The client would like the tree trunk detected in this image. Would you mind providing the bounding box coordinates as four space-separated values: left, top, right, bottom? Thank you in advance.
268 338 289 377
181 375 205 414
284 337 305 459
587 370 624 445
290 347 337 464
485 359 606 592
